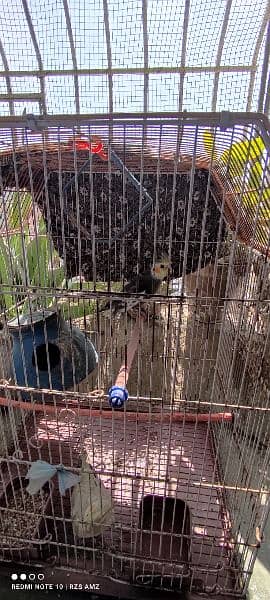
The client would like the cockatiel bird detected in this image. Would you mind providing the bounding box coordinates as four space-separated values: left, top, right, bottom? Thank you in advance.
99 256 170 317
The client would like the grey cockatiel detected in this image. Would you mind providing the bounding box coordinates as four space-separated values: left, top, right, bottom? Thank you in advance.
99 256 170 316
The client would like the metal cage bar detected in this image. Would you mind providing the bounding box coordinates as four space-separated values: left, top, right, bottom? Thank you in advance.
0 114 269 596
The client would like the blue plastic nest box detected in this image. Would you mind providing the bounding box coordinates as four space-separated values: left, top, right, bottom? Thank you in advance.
7 310 98 400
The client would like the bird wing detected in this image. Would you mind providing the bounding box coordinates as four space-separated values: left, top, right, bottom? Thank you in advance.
100 271 162 315
100 275 145 311
123 272 163 295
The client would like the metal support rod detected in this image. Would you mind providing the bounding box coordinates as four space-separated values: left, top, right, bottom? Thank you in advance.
0 111 269 145
110 149 155 239
264 71 270 115
258 19 270 112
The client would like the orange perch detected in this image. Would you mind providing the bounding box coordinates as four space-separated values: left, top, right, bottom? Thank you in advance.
0 395 232 423
115 317 141 387
108 316 142 408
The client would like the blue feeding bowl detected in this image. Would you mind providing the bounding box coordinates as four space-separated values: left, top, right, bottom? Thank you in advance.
7 310 98 400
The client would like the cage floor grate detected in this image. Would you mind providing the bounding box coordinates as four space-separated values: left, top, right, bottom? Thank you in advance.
6 412 237 593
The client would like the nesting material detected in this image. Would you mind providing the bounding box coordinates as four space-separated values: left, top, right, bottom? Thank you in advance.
0 486 48 547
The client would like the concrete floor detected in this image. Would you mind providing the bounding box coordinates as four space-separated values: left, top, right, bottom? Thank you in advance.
247 513 270 600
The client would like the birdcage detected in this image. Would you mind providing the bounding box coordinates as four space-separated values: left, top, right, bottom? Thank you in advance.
0 2 270 599
0 112 269 598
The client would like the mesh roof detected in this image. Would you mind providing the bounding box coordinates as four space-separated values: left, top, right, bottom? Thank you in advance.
0 0 269 117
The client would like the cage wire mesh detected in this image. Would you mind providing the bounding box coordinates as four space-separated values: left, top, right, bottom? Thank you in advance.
0 1 269 116
0 113 269 597
0 0 269 598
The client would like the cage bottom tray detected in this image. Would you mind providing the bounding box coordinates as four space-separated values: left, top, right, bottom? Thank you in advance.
15 412 235 594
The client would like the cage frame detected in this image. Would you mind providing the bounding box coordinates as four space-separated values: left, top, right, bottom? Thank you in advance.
0 110 270 598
